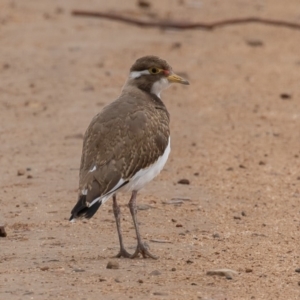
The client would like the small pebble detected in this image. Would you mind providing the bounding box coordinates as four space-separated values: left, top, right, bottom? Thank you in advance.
186 259 193 264
138 279 143 283
137 0 151 8
149 270 161 276
246 39 264 47
40 266 49 271
171 42 182 49
245 268 253 273
241 211 246 216
17 169 26 176
234 216 241 220
137 204 152 210
212 233 220 239
73 268 85 272
177 179 190 185
27 175 33 179
176 224 183 227
295 268 300 273
153 292 168 296
171 267 176 271
280 93 292 100
206 268 238 280
0 226 7 237
23 291 34 296
106 261 119 269
55 7 64 14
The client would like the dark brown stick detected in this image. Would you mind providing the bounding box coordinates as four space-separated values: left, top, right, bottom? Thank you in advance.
72 10 300 31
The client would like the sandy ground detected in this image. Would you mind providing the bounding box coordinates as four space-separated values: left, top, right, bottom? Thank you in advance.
1 0 300 299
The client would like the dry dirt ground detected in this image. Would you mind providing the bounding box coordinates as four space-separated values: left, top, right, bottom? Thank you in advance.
1 1 300 299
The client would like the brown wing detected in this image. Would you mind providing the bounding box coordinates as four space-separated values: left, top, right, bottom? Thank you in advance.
79 92 170 205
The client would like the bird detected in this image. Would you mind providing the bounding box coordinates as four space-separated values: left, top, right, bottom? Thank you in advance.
70 55 189 259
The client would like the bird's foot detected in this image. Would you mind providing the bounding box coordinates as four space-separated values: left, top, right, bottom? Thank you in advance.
131 242 158 259
114 247 132 258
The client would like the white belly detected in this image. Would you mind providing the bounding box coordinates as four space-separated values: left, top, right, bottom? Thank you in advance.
123 137 171 192
90 137 171 207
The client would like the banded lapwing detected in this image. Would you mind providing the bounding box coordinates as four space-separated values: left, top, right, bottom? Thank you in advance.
70 56 189 259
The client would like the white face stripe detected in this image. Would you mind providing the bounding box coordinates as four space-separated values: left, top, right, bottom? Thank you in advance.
130 70 170 98
129 69 150 79
150 77 170 98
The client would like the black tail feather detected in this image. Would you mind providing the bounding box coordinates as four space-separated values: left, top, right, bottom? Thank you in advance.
69 179 130 221
69 195 102 221
84 200 102 219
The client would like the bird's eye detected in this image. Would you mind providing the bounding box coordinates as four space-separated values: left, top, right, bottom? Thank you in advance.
150 68 159 74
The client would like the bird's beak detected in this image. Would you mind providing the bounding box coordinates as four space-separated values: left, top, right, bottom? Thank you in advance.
167 73 190 85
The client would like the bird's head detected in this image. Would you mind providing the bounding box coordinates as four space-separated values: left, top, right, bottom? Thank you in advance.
127 55 189 98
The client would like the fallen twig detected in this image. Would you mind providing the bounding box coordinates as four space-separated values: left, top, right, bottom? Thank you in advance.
72 10 300 31
162 199 184 205
170 197 191 201
150 239 172 243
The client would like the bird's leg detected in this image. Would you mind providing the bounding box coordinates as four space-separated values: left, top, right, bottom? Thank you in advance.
128 191 158 259
112 194 132 258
